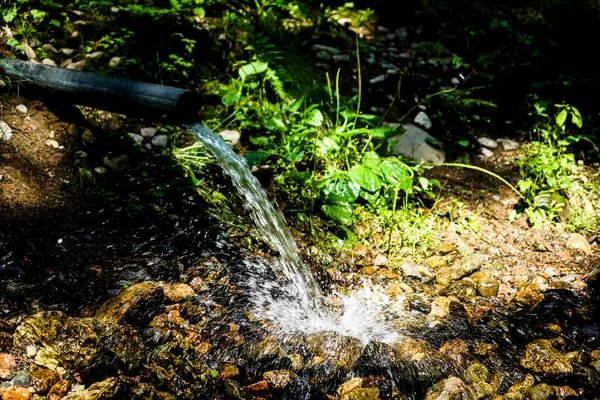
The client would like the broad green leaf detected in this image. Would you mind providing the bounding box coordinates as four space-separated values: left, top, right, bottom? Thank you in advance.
349 165 382 192
458 139 470 147
322 177 360 203
249 136 269 145
221 91 241 106
286 151 304 163
245 151 269 167
362 151 380 169
321 203 353 225
193 7 205 17
419 176 429 190
555 109 567 128
571 107 583 128
238 61 268 80
265 116 286 133
49 19 61 27
306 109 323 127
360 189 379 203
6 38 19 47
285 98 303 113
379 159 411 186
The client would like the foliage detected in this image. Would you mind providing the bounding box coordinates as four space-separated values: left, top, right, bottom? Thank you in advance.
512 103 583 227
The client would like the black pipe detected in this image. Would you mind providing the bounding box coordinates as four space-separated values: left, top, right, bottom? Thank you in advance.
0 58 202 121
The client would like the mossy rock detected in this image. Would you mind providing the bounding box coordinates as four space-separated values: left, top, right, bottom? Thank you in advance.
13 311 99 372
95 282 164 326
63 377 119 399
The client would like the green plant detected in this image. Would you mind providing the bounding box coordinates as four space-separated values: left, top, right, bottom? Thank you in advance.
513 102 583 227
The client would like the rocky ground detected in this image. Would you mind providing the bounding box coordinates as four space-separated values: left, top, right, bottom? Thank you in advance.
2 12 600 400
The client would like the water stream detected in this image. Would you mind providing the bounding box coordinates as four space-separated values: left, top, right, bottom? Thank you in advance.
186 123 399 344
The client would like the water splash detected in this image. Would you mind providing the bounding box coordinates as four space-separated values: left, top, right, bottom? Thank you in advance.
186 123 398 344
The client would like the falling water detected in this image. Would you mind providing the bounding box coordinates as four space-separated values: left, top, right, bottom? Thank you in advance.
186 123 398 344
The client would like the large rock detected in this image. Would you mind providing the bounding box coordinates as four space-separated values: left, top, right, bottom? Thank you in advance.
13 311 99 372
95 282 163 326
520 339 573 374
30 368 60 394
389 124 445 163
0 121 12 142
0 352 16 379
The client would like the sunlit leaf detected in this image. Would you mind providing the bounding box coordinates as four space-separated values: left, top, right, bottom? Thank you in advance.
362 151 380 169
349 165 382 192
555 109 567 129
321 203 353 225
306 109 323 127
321 177 360 203
238 61 268 80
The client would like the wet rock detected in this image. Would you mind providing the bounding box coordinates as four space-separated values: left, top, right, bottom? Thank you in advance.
341 387 380 400
312 44 341 55
435 254 487 287
505 374 535 399
527 383 557 400
514 284 544 307
400 262 433 282
42 59 57 66
151 135 169 149
11 371 29 386
264 370 296 389
406 294 431 313
145 338 212 396
93 321 145 371
305 331 361 372
218 364 240 381
475 274 500 297
392 337 439 362
429 296 452 319
1 386 33 400
95 282 163 326
81 129 96 143
439 339 470 367
477 137 498 149
225 380 254 399
566 233 591 254
102 155 129 172
587 269 600 290
462 363 488 383
0 353 15 380
15 105 27 114
164 283 195 303
389 124 445 163
63 377 118 399
565 350 588 365
188 277 209 293
0 121 13 142
13 311 99 372
47 379 71 400
29 368 59 394
424 376 468 400
520 339 573 374
337 378 363 397
446 279 477 301
219 130 241 146
414 111 432 130
244 380 269 392
247 337 285 362
555 386 578 399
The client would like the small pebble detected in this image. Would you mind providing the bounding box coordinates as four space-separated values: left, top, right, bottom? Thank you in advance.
16 104 28 114
45 140 60 149
480 148 494 158
140 127 157 137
